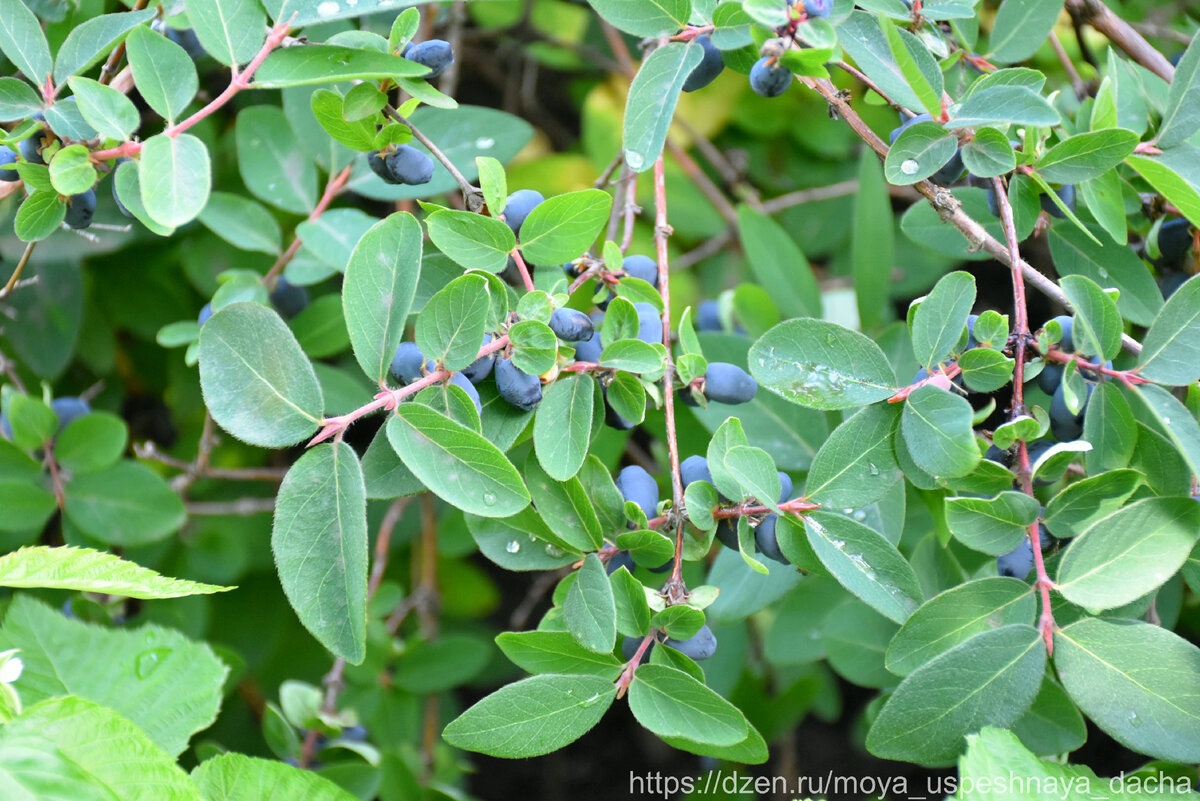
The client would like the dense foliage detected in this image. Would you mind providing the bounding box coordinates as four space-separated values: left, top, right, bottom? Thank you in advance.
0 0 1198 798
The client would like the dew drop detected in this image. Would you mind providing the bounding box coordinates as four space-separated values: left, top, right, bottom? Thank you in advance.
545 543 564 558
475 137 495 150
825 332 837 345
900 159 920 175
483 492 497 506
1127 711 1142 727
625 150 645 169
1098 268 1109 279
135 648 172 679
580 692 601 707
867 462 880 476
317 1 339 17
852 509 868 522
506 540 521 553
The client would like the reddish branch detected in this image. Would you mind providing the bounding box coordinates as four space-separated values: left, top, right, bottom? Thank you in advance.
264 165 353 285
1042 350 1152 388
1066 0 1175 84
91 19 295 162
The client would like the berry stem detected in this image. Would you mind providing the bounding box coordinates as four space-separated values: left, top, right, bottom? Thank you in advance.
264 164 353 286
508 248 536 292
614 633 656 698
381 105 484 213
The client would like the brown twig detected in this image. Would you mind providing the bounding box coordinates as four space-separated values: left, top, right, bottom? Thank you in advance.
1065 0 1175 83
98 0 151 86
0 243 37 301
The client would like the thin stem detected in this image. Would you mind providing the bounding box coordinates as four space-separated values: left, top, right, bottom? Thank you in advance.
652 156 687 604
382 106 484 212
91 19 295 161
264 164 353 285
1042 350 1151 386
0 242 37 300
1065 0 1174 83
614 633 656 698
99 0 150 86
1049 31 1088 100
508 248 536 292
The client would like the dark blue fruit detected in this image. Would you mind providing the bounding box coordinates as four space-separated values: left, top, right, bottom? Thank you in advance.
1156 218 1193 264
0 413 10 440
503 189 544 236
715 519 738 550
368 151 399 184
621 635 654 664
574 331 602 363
167 28 206 59
965 314 979 349
680 455 712 488
19 130 51 165
198 303 214 326
461 334 495 384
341 725 369 742
997 537 1034 579
889 112 933 145
665 624 718 660
802 0 832 17
1044 315 1074 352
1160 272 1189 299
449 372 483 416
494 358 542 411
755 515 788 563
984 443 1013 467
682 35 724 93
1037 363 1063 395
1040 184 1076 218
696 300 721 332
602 385 635 431
51 397 91 431
606 551 635 575
390 342 432 384
549 308 595 342
615 465 659 520
404 39 454 79
621 254 658 287
703 362 757 404
0 148 18 182
778 472 793 503
749 57 792 98
635 302 661 344
385 145 434 185
269 277 309 318
1050 381 1092 442
111 158 133 216
986 186 1000 217
64 188 96 229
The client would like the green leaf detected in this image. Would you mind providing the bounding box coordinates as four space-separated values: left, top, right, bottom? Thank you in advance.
622 41 702 172
564 554 617 654
523 459 598 553
902 386 981 478
0 735 117 801
1082 384 1138 472
945 491 1039 556
804 511 923 623
273 442 368 664
957 348 1015 392
113 158 174 236
1056 497 1200 611
1126 146 1200 227
198 302 324 447
1011 677 1088 755
391 636 491 694
946 85 1060 129
185 0 266 67
63 461 186 547
867 624 1046 763
40 411 126 474
310 88 377 151
0 545 232 597
124 25 197 122
960 128 1016 178
139 133 211 227
197 191 282 255
0 595 227 757
886 577 1036 676
912 271 976 368
852 150 896 330
0 479 56 532
0 0 52 85
475 157 506 217
1042 468 1141 540
425 209 515 273
290 294 349 359
1058 274 1121 360
1046 223 1162 326
53 9 157 84
341 212 421 382
611 567 653 635
443 673 616 757
533 373 595 481
737 205 821 320
192 753 358 801
496 631 623 678
586 0 692 37
48 144 96 196
628 664 748 747
598 339 666 374
987 0 1064 63
1132 383 1200 481
415 274 489 371
236 106 317 214
0 77 41 122
14 190 65 241
467 509 577 571
1 695 203 801
880 16 943 117
1055 617 1200 763
884 120 958 185
1035 129 1139 184
386 404 530 517
252 45 429 88
805 402 902 508
518 189 613 265
1137 274 1200 385
1156 33 1200 149
67 77 139 141
838 11 926 112
748 319 896 410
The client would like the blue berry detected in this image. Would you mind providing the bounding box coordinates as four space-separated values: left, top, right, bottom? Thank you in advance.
461 334 496 384
621 254 658 287
682 35 723 93
198 303 214 326
615 465 658 520
703 362 757 404
574 331 602 363
404 39 454 79
368 151 399 184
390 342 432 384
634 302 661 345
549 308 595 342
449 372 483 416
19 130 51 165
802 0 832 18
503 190 544 236
64 189 96 230
680 455 712 488
0 148 18 182
664 624 718 660
269 278 309 318
385 145 434 185
696 300 721 332
51 397 91 431
1040 184 1076 218
755 515 788 564
494 358 542 411
749 57 792 98
997 537 1034 579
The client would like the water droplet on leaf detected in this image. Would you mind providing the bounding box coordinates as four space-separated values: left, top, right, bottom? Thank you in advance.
506 540 520 553
900 159 920 175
